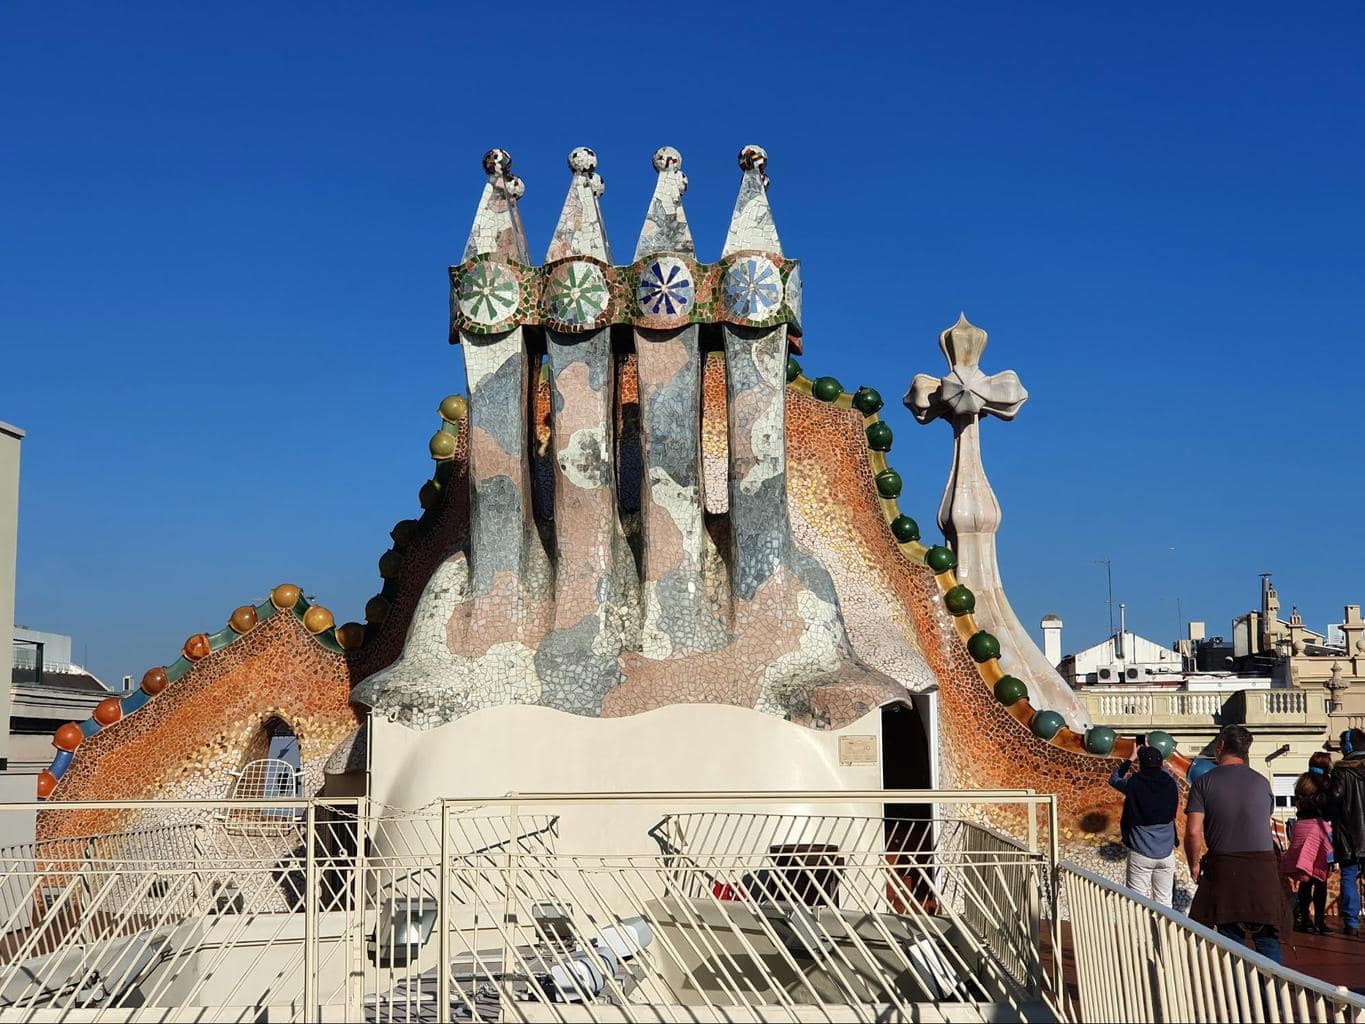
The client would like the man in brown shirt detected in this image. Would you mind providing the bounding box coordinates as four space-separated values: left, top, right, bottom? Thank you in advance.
1184 724 1286 963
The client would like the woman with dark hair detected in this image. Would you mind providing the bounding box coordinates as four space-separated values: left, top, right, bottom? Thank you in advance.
1282 751 1334 934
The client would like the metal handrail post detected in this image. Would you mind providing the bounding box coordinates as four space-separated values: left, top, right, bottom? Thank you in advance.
1048 795 1065 1017
438 800 450 1022
349 797 368 1022
303 802 317 1023
503 792 520 1016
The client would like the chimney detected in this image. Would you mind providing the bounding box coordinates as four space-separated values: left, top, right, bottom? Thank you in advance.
1117 603 1126 659
1041 614 1063 666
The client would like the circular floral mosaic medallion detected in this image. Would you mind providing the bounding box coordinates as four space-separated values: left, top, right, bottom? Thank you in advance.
636 256 695 319
784 263 802 326
723 255 782 322
547 261 610 328
458 262 520 326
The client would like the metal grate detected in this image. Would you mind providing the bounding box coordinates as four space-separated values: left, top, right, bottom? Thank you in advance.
221 757 302 834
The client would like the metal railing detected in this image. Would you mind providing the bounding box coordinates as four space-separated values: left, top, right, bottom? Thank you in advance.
1059 862 1365 1023
0 791 1059 1022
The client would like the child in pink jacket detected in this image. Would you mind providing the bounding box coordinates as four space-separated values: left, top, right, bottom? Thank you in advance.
1282 752 1334 934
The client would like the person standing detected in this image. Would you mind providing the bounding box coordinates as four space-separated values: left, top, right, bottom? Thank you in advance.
1185 725 1287 963
1282 751 1333 934
1329 728 1365 937
1108 743 1179 905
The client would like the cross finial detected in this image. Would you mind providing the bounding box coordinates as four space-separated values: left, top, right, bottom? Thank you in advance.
906 314 1027 425
905 315 1093 731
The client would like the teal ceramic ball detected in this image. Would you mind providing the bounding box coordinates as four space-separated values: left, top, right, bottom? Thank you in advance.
812 376 843 402
1084 726 1117 756
852 386 884 415
994 676 1028 706
891 515 920 543
967 631 1001 663
925 545 956 573
1031 711 1065 740
944 585 975 615
1146 731 1177 760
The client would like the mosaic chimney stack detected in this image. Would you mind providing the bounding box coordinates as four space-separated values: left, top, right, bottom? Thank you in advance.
457 150 551 629
541 149 640 710
633 148 724 656
352 147 904 730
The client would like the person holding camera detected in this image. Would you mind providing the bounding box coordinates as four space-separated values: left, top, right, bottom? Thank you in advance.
1108 738 1179 906
1330 728 1365 936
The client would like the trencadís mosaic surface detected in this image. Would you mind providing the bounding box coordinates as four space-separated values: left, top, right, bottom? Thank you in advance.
37 146 1177 880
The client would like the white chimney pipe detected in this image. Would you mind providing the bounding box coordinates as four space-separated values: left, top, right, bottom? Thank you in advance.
1041 615 1064 667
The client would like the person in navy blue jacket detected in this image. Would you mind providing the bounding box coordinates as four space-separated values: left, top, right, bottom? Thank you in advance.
1109 743 1180 906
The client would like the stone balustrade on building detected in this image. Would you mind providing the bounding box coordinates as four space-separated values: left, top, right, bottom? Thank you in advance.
1080 687 1325 732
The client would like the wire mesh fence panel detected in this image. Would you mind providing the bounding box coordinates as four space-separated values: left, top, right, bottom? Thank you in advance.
0 792 1061 1022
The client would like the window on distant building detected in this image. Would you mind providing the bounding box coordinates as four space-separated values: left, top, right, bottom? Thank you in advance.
1271 774 1297 813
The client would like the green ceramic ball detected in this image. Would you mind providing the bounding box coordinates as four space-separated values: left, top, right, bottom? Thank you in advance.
1146 730 1177 760
865 422 893 451
890 515 920 543
1031 711 1065 740
852 387 884 415
786 357 803 383
438 394 468 423
925 545 956 573
944 585 975 615
994 675 1028 705
429 430 457 460
967 631 1001 662
875 469 902 498
812 376 843 402
1084 726 1118 756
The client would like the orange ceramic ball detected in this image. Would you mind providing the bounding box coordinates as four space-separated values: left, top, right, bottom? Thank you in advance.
303 605 334 634
53 722 83 752
183 633 211 660
36 771 57 799
335 621 365 650
271 583 301 609
228 605 259 633
365 596 389 624
141 666 168 695
378 549 403 579
93 697 122 726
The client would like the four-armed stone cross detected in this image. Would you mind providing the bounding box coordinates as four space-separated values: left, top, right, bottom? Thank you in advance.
907 314 1091 729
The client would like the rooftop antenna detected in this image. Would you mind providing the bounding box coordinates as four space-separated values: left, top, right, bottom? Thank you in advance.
1093 558 1114 640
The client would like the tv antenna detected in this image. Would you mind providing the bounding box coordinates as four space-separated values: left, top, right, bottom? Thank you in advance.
1093 558 1114 639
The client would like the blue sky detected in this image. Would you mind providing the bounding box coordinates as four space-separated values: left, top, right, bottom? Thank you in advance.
2 1 1362 684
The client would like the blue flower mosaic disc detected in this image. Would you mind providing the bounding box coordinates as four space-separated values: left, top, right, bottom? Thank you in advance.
723 255 782 322
547 261 610 328
636 256 695 318
458 262 521 326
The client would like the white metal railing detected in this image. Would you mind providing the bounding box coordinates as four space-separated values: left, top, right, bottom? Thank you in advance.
1059 862 1365 1023
0 791 1060 1022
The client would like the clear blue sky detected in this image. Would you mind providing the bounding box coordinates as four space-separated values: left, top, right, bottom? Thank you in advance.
2 1 1362 685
